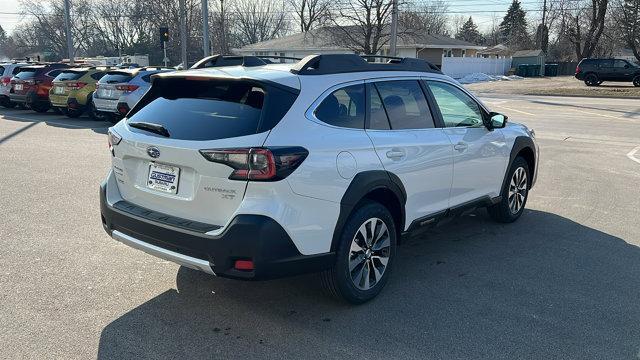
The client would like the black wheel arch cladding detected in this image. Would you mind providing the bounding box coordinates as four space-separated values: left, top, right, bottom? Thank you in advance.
331 170 407 252
501 136 536 193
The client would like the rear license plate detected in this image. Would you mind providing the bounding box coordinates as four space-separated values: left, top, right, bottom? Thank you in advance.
147 162 180 194
55 86 65 94
14 84 23 91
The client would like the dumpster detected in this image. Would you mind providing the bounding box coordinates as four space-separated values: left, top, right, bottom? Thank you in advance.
527 64 540 77
516 64 528 77
545 63 559 76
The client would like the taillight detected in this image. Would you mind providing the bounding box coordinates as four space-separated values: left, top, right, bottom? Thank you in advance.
0 77 10 85
67 82 87 89
575 65 581 74
200 147 308 181
115 84 139 92
108 129 122 156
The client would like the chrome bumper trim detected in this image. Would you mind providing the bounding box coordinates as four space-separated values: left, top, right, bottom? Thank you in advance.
111 230 215 275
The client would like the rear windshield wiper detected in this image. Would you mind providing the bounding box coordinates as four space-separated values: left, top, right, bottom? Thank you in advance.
128 121 171 137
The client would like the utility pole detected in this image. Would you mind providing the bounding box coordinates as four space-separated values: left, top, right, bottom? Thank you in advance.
179 0 188 68
542 0 547 26
63 0 74 65
202 0 210 58
220 0 226 54
389 0 398 57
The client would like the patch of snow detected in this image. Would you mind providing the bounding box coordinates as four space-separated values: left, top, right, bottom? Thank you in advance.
456 73 524 84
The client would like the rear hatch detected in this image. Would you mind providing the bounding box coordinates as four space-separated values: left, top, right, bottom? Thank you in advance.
11 68 39 95
51 70 87 101
96 71 134 100
111 76 298 227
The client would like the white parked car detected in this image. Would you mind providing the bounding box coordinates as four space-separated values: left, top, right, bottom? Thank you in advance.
93 67 173 122
0 62 28 108
100 54 538 303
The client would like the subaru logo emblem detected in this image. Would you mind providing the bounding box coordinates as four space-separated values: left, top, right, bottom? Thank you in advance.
147 146 160 158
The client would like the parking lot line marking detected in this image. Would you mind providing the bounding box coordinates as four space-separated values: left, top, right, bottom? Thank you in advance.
627 146 640 165
494 105 535 116
0 114 106 129
571 109 632 122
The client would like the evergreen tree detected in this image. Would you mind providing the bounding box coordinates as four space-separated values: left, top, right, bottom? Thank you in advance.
456 17 484 45
499 0 531 50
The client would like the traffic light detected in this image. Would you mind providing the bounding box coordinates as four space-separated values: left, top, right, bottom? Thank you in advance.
160 27 169 48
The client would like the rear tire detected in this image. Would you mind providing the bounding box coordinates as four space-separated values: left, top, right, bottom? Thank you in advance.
1 100 16 109
87 95 100 120
488 156 530 223
321 200 397 304
31 102 50 113
584 73 600 87
66 108 84 118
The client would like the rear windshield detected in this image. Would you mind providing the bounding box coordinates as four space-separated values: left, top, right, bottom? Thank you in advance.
100 72 133 84
53 71 86 81
127 78 298 141
14 68 38 79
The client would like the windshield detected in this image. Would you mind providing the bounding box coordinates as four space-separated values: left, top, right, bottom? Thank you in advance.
127 78 297 141
54 71 86 82
14 69 38 80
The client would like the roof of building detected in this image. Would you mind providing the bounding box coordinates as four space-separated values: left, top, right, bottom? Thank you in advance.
237 27 484 52
478 44 512 56
512 49 545 58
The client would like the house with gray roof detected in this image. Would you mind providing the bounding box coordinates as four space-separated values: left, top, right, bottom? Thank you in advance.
234 27 485 68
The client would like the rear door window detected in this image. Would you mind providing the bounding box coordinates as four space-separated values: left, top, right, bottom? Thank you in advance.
373 80 435 129
100 72 133 84
314 84 365 129
127 78 298 141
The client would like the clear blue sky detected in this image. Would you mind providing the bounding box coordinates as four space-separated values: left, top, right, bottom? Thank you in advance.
0 0 544 34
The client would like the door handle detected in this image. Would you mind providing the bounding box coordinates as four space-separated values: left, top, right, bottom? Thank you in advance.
453 142 468 151
386 149 405 159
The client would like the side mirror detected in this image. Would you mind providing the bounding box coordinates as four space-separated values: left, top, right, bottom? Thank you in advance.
488 112 508 129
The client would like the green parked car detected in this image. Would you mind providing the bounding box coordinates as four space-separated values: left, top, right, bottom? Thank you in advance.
49 67 109 118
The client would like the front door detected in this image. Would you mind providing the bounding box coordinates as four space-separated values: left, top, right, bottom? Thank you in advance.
364 79 453 228
425 80 510 207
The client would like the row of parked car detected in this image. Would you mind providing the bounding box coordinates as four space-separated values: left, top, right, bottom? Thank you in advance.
0 62 173 123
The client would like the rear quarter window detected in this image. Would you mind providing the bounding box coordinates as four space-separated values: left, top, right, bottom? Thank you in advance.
126 78 298 141
12 66 23 75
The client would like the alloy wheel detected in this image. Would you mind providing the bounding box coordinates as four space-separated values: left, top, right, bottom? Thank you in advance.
348 217 391 291
508 167 527 214
633 76 640 87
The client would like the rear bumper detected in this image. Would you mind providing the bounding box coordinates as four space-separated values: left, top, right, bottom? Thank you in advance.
100 181 335 280
49 94 69 108
574 73 584 80
9 91 48 106
93 97 118 113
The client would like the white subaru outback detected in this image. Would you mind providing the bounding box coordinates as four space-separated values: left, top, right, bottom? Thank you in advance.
100 54 538 303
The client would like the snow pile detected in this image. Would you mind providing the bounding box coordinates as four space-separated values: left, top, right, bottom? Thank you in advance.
457 73 524 84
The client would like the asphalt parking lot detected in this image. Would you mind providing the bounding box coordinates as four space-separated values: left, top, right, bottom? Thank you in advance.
1 95 639 359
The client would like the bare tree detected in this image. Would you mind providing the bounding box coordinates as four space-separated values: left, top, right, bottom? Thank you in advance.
233 0 290 46
618 0 640 60
399 0 450 36
328 0 394 55
289 0 331 32
563 0 609 59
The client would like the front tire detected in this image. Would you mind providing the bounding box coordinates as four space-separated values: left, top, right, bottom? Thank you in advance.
321 201 397 304
633 75 640 87
488 156 530 223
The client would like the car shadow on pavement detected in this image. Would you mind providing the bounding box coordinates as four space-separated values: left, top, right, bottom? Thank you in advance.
97 209 640 359
0 110 109 134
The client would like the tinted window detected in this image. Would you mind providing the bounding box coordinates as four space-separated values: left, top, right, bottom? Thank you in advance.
598 60 613 68
47 69 63 78
367 84 390 130
100 72 133 84
315 84 365 129
14 69 38 79
127 79 297 141
374 80 434 129
53 71 85 81
90 72 105 80
614 60 628 68
0 66 4 76
427 81 484 128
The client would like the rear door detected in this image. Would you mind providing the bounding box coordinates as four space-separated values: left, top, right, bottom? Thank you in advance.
365 79 453 224
425 80 509 206
111 77 297 226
